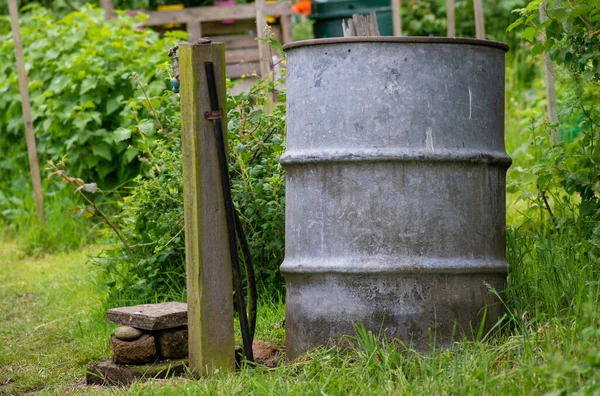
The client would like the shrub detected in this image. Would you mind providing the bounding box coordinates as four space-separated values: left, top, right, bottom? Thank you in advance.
95 77 287 305
0 5 183 222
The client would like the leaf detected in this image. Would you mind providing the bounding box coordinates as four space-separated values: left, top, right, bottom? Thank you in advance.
521 27 538 42
83 207 96 218
92 143 113 161
507 18 524 32
150 98 161 109
80 77 98 94
531 43 544 56
114 127 132 142
583 70 595 82
580 201 597 217
268 38 284 57
77 183 100 194
68 177 85 186
124 148 140 163
525 0 542 12
137 120 155 136
106 97 120 115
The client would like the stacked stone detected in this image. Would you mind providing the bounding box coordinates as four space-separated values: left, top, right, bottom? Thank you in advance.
86 302 189 386
107 302 189 364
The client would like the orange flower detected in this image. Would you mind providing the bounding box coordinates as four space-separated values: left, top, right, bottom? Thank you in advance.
292 0 312 15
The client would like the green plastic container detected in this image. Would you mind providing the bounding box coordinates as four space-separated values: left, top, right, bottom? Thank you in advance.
311 0 394 38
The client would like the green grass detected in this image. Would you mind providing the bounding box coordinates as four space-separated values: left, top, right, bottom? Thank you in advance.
0 186 99 256
0 241 113 394
2 226 600 395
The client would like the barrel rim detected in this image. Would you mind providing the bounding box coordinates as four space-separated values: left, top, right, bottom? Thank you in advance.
283 37 509 52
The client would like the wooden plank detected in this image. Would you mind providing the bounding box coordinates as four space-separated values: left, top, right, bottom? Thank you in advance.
226 62 260 78
256 0 269 77
187 21 202 42
473 0 485 39
391 0 402 36
146 2 292 26
446 0 455 37
8 0 44 224
539 0 559 143
280 13 293 43
202 20 257 36
210 34 258 49
179 42 235 376
226 48 261 63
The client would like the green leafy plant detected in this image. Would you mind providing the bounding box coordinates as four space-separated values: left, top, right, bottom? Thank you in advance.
0 5 183 220
95 73 287 305
507 0 600 245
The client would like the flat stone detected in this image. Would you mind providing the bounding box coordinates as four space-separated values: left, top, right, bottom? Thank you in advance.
114 326 143 341
86 358 187 386
107 302 187 330
111 334 157 365
155 326 188 359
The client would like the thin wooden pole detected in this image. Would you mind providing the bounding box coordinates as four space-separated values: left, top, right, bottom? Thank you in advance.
99 0 116 19
256 0 269 78
446 0 455 37
8 0 44 224
391 0 402 36
180 41 235 376
473 0 485 39
539 0 559 143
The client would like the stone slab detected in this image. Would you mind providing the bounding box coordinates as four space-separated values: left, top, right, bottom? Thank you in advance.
86 358 187 386
107 302 187 330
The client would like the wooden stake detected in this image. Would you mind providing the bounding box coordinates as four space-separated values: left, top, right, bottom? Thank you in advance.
8 0 44 224
473 0 485 39
446 0 455 37
99 0 116 19
256 0 269 78
539 0 559 143
342 11 380 37
391 0 402 36
179 41 235 376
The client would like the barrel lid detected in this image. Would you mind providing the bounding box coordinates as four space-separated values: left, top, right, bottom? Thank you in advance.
283 36 509 52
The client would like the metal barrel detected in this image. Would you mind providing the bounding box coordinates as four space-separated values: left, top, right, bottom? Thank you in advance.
281 37 511 359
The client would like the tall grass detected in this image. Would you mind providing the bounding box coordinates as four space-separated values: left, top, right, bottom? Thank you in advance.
1 183 101 255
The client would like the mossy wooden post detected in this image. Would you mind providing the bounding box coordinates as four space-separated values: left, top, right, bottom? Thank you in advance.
179 41 235 376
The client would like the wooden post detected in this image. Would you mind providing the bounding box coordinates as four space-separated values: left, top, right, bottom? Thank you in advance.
8 0 44 224
446 0 455 37
179 41 235 376
100 0 116 19
391 0 402 36
280 13 293 44
256 0 269 77
187 21 202 42
539 0 559 143
473 0 485 39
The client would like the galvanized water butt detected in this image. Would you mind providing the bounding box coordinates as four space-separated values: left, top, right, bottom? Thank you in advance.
281 37 511 359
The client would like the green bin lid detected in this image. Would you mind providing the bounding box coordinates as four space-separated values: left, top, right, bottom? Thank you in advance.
312 0 392 20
